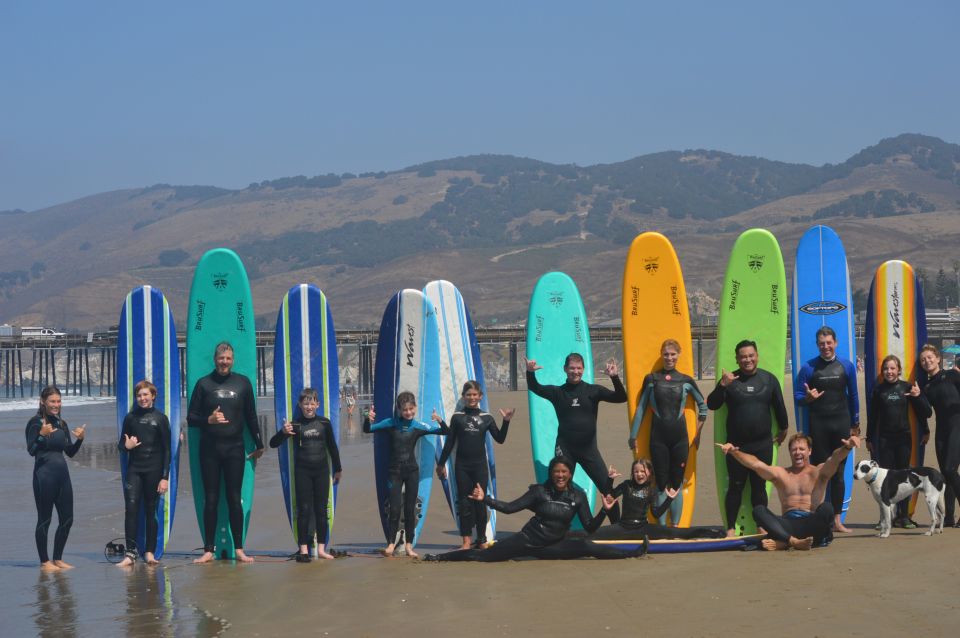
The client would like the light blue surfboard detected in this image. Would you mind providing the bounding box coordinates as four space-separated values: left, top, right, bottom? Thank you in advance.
274 284 339 550
791 225 857 521
116 285 181 560
372 289 442 547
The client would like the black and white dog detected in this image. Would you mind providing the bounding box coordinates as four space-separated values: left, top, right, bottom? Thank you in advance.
853 460 945 537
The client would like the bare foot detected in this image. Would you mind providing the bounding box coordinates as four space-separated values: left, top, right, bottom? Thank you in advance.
459 542 472 550
193 551 215 564
725 529 737 538
52 560 74 570
383 544 396 557
234 549 255 563
40 561 60 572
788 536 814 551
833 523 852 533
117 556 135 568
761 539 789 551
316 545 335 560
477 542 491 549
404 544 419 559
144 553 159 565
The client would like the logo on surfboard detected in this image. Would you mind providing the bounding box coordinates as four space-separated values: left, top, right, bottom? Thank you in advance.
888 283 901 340
644 257 659 275
799 301 846 315
548 291 564 308
748 254 764 273
212 273 229 290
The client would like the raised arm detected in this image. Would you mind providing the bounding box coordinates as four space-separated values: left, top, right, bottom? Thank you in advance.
718 442 781 482
436 418 458 467
818 435 859 482
483 484 539 514
489 410 512 444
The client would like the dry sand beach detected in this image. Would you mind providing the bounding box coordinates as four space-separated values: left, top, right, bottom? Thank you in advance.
2 377 959 637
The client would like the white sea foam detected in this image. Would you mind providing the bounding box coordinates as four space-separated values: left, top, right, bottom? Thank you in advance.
0 395 115 413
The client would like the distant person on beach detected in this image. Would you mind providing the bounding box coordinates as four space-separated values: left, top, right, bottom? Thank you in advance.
342 376 358 427
918 345 960 527
526 354 626 495
117 380 171 567
707 340 789 536
427 456 647 562
866 354 931 528
270 387 342 562
435 380 514 549
718 432 859 550
187 341 264 564
629 339 707 526
25 385 86 571
794 326 860 533
364 392 447 558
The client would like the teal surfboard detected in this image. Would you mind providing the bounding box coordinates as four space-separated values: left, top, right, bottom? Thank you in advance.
186 248 258 559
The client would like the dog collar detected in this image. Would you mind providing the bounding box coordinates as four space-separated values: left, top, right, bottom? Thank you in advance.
864 468 880 485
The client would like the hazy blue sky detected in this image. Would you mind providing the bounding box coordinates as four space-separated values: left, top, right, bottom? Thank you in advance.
2 1 957 211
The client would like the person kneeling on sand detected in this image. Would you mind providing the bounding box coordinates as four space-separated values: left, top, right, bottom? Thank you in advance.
718 432 859 550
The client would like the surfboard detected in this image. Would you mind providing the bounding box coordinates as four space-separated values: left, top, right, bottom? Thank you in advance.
526 271 597 519
791 225 857 521
273 283 339 550
424 280 497 540
186 248 258 559
622 232 698 527
864 260 928 515
713 229 787 534
372 289 442 547
116 285 181 559
593 533 764 554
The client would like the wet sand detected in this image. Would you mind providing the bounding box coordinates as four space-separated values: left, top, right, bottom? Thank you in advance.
2 379 959 637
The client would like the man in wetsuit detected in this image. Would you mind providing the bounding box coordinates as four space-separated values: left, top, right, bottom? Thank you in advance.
187 342 264 563
794 326 859 533
718 432 858 550
526 354 626 495
708 339 789 536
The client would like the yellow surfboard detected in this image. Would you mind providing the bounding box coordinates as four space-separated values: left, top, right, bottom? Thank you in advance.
622 232 698 527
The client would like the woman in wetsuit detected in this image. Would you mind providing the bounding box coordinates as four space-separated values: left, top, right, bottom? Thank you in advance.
270 387 342 562
364 391 447 558
867 354 932 528
429 456 647 561
591 458 724 541
628 339 707 526
436 380 514 550
117 380 171 566
918 345 960 526
25 385 86 571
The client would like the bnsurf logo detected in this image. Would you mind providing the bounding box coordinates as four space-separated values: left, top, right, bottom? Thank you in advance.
644 257 659 275
212 273 228 290
549 291 564 308
748 254 764 272
799 301 846 315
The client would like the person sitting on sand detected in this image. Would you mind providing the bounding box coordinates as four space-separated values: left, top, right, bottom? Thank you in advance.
718 432 859 550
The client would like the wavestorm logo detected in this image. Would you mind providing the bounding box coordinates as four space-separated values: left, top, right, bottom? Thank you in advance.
194 300 205 331
799 301 846 315
630 285 640 316
644 257 659 275
770 284 780 315
728 280 741 311
549 291 564 308
670 286 681 316
404 323 416 367
889 283 901 339
236 302 245 332
212 273 228 290
748 254 764 273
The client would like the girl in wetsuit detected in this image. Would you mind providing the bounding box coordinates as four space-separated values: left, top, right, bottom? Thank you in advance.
117 380 172 567
918 345 960 526
866 355 932 528
364 391 447 558
591 458 724 541
436 381 514 549
270 387 342 562
430 456 645 561
629 339 707 526
25 385 86 571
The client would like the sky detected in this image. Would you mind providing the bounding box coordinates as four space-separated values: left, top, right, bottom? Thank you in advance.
2 1 958 211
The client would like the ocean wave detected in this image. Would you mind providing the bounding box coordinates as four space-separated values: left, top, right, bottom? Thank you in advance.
0 395 115 413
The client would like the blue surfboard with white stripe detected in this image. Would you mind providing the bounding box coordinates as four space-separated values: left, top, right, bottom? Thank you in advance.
791 225 857 521
116 285 181 559
373 289 442 547
424 280 497 541
274 284 339 549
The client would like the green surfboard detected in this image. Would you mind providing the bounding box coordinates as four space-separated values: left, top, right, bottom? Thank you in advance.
186 248 258 559
713 229 787 534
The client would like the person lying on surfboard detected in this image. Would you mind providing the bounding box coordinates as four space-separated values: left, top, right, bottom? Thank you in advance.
364 392 447 558
525 353 626 496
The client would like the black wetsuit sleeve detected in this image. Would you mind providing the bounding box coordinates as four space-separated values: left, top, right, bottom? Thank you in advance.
706 382 726 410
118 413 135 453
269 427 289 448
771 376 789 433
593 375 628 404
25 417 45 456
577 491 606 533
650 494 673 520
483 485 538 514
606 501 622 524
159 413 171 479
867 388 882 445
526 371 559 402
436 419 456 467
64 426 82 458
187 381 208 430
362 416 372 433
242 378 263 449
489 418 510 444
325 420 342 474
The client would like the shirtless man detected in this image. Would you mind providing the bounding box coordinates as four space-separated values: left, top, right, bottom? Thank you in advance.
718 432 859 550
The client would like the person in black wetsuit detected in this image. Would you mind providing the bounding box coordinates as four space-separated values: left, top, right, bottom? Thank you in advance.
918 345 960 527
364 391 447 558
428 456 647 561
719 432 858 550
590 458 725 541
436 380 514 549
794 326 860 533
187 341 264 564
707 339 789 536
628 339 707 526
117 380 171 567
866 354 932 528
525 353 626 496
25 385 86 571
270 387 342 562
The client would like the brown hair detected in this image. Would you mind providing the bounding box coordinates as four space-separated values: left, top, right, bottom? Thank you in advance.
395 391 416 416
460 380 483 396
660 338 681 354
632 457 656 490
787 432 813 450
134 379 158 398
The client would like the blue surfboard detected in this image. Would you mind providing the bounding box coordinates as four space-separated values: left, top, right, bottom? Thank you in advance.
274 284 339 550
373 289 442 547
593 534 764 554
116 285 181 559
791 225 857 521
